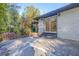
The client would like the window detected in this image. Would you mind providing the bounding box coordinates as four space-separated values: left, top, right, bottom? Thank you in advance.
45 20 56 32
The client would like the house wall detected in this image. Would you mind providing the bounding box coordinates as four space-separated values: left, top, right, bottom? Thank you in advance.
57 7 79 41
38 16 56 35
38 19 45 35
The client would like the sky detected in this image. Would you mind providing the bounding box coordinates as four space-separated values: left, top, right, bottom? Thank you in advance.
17 3 69 15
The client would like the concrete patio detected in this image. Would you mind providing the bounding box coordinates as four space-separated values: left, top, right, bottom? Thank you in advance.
0 37 79 56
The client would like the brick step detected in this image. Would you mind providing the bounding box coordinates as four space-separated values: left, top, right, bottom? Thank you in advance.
40 32 57 39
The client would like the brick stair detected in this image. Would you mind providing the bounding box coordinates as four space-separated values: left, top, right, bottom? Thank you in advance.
39 32 57 39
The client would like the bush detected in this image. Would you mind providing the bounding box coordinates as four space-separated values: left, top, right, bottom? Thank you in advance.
0 34 3 42
2 32 16 40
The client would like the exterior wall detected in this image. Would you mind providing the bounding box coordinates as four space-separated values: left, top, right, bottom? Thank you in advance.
57 7 79 41
38 16 56 35
38 19 45 35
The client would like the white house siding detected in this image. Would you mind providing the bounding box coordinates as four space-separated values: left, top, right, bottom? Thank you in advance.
38 19 45 35
57 7 79 41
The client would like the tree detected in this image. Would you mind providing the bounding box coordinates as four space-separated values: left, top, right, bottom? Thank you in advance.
0 3 9 34
0 3 9 41
0 3 22 41
21 6 40 36
7 4 21 36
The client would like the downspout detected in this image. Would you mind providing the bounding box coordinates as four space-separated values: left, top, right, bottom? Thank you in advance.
56 12 61 38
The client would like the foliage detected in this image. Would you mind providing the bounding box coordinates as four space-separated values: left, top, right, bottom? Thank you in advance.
0 3 9 34
7 4 21 36
21 6 40 36
2 32 16 39
0 3 21 40
0 4 40 40
0 34 3 42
